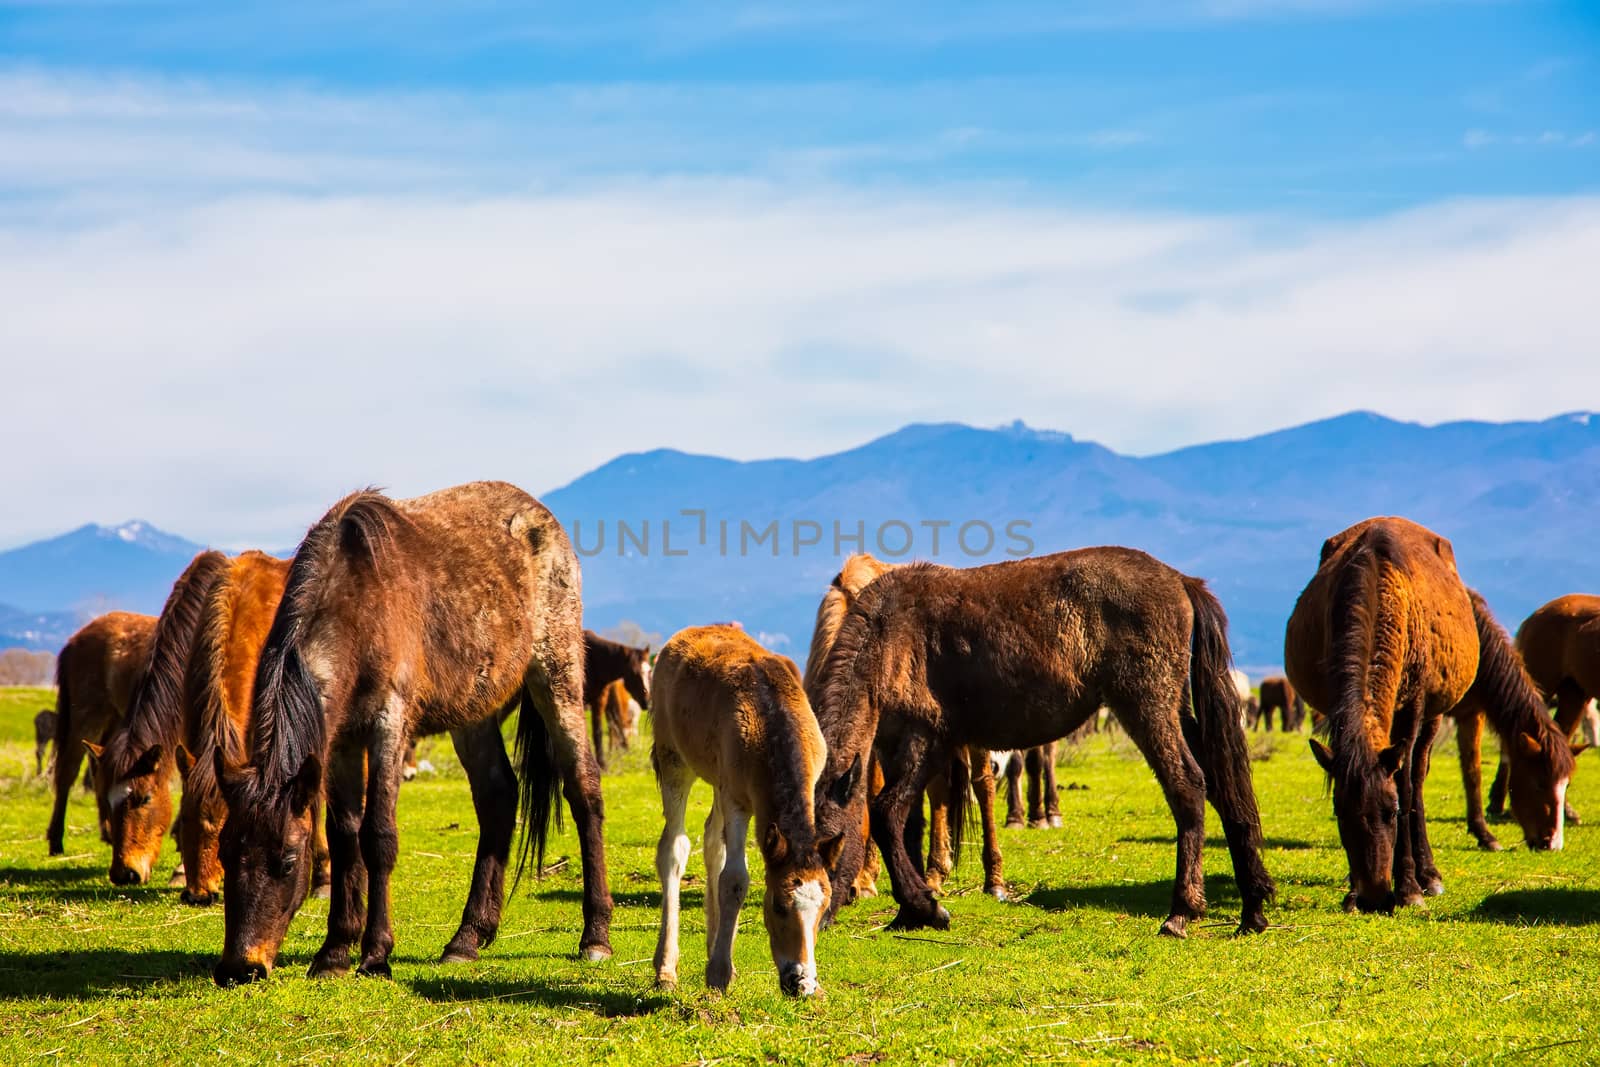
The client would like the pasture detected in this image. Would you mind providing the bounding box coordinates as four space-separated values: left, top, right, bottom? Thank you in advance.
1 685 1596 1064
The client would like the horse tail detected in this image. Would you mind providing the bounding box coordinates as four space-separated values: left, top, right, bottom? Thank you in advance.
511 683 565 895
945 750 972 870
53 654 72 792
1183 575 1275 908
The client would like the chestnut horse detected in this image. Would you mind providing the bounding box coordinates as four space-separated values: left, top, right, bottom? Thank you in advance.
47 611 157 856
650 625 845 996
1286 518 1574 914
173 551 331 905
584 630 651 770
812 549 1273 937
803 554 1006 902
596 678 639 757
212 482 611 986
90 550 229 886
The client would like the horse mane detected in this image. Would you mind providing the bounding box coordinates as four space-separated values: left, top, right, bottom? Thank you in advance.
184 558 247 802
751 657 821 855
1324 536 1387 787
108 550 230 776
814 564 932 730
802 579 851 698
248 490 405 794
1467 590 1576 778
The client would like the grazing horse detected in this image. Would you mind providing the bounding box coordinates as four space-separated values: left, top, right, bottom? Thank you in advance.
47 612 158 856
803 554 1006 902
1001 743 1061 829
1257 676 1300 732
171 551 331 905
812 549 1273 937
1286 518 1574 914
89 551 229 886
584 631 651 770
211 482 611 986
650 625 844 996
597 678 640 756
34 709 57 777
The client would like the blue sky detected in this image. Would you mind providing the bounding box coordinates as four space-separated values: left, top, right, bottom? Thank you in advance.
1 0 1597 546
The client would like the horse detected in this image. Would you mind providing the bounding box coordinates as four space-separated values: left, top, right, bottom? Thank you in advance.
1257 676 1300 732
167 551 332 905
34 709 56 777
47 611 158 856
1000 743 1061 829
584 631 651 770
1285 518 1575 914
803 553 1006 902
597 678 640 757
88 550 229 886
811 549 1273 937
211 482 612 986
650 625 844 996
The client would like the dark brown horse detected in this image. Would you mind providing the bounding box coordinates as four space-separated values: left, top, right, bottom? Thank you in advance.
811 549 1273 937
1286 518 1575 914
173 551 331 905
47 611 158 856
1256 676 1302 732
584 630 651 770
34 709 57 777
1000 744 1060 829
212 482 611 986
90 550 230 886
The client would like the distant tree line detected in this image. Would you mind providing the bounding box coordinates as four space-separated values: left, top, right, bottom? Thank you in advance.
0 649 55 686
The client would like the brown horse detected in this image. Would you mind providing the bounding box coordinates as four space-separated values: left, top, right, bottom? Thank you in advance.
1286 518 1575 914
597 678 639 757
584 631 651 770
34 709 57 777
1257 676 1302 732
90 550 230 886
1000 743 1060 829
212 482 611 986
47 611 158 856
171 551 332 905
804 554 1006 902
650 625 845 996
812 549 1273 937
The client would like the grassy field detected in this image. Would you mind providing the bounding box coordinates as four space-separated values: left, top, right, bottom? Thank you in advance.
1 684 1596 1064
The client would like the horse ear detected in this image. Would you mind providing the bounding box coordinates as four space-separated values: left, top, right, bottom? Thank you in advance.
288 754 321 817
828 752 862 808
1308 738 1335 774
128 745 163 779
816 830 846 871
1377 746 1405 776
213 745 249 803
82 740 104 764
1518 732 1543 758
761 822 790 865
1572 742 1592 758
175 744 194 777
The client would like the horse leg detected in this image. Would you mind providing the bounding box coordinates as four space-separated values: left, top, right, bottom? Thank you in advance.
309 741 368 978
651 753 693 990
853 759 881 900
1115 703 1208 938
47 728 86 855
589 701 607 772
1456 710 1500 851
527 666 615 961
1025 747 1047 828
1003 751 1025 828
311 791 332 899
970 748 1006 900
1410 714 1444 896
355 706 407 978
871 727 949 931
705 799 750 992
441 716 517 963
703 795 725 961
1554 683 1586 824
1486 756 1509 817
924 760 953 893
1042 741 1061 828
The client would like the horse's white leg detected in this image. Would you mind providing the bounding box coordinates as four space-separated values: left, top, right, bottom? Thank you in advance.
703 794 726 961
705 803 750 992
652 756 694 990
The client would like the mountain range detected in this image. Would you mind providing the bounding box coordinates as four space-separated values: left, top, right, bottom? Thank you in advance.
4 411 1598 672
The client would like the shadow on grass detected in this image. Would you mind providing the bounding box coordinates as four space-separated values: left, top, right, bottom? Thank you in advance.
0 862 106 887
1026 874 1244 918
0 948 212 999
534 888 674 909
408 973 670 1016
1115 835 1318 851
1469 888 1600 927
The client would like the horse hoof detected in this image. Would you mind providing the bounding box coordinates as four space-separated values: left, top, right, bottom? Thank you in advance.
1048 815 1063 829
1028 818 1050 830
580 943 613 963
307 956 350 979
988 886 1008 902
888 903 949 931
440 945 478 965
1397 892 1425 908
1159 916 1189 939
356 959 392 980
1423 879 1444 897
1236 913 1268 936
854 884 878 900
1004 817 1025 830
312 882 332 901
1565 804 1581 826
655 974 677 991
1477 838 1503 852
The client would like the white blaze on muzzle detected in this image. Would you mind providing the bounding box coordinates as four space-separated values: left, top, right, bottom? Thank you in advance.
779 879 826 996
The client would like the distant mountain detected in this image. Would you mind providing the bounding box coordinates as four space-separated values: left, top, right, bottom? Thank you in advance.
0 521 207 627
5 413 1599 670
0 602 83 652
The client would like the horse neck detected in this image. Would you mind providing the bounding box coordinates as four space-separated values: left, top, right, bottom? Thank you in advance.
751 675 820 850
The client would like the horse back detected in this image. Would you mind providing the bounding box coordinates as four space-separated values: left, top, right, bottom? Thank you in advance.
1516 594 1600 693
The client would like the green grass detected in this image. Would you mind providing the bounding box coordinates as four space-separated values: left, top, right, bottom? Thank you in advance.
1 685 1596 1064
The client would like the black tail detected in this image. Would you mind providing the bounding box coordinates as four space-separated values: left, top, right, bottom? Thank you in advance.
945 751 972 870
1183 576 1276 911
511 684 564 894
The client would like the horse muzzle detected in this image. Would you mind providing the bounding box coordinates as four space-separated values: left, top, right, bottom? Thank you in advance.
778 963 820 998
109 860 150 886
213 956 271 987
